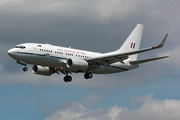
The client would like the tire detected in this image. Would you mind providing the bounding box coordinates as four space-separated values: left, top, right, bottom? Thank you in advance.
64 76 72 82
88 72 93 78
68 76 72 82
84 73 89 79
84 72 93 79
64 76 68 82
23 67 28 72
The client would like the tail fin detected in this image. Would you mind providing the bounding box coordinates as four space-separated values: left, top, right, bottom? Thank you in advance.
117 24 144 60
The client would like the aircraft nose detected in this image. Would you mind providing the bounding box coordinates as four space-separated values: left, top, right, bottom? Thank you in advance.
7 49 17 58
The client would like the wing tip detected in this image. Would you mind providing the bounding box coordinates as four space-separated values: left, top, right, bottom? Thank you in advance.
159 34 168 47
153 34 168 49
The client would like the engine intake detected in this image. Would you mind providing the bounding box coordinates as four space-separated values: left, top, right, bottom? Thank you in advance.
66 58 88 72
32 65 55 76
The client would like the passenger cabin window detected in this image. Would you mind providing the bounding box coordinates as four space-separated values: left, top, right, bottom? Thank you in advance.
40 49 53 53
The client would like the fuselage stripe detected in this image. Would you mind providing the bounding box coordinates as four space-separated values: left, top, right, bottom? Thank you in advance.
15 52 68 60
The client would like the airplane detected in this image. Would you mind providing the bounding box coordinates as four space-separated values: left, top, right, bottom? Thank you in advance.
7 24 168 82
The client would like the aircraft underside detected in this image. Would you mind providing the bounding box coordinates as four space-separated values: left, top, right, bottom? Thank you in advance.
14 53 137 82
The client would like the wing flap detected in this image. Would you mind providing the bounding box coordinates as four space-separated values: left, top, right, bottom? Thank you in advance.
130 56 168 65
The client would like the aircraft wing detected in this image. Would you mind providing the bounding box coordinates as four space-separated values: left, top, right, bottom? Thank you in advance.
87 34 168 65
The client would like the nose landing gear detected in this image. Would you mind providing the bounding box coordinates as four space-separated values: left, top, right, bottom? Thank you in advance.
17 60 28 72
23 66 28 72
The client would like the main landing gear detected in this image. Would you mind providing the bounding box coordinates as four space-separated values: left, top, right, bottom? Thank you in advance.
64 72 72 82
64 76 72 82
63 72 93 82
84 72 93 79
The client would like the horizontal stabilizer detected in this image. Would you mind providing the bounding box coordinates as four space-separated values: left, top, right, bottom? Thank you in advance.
130 56 168 65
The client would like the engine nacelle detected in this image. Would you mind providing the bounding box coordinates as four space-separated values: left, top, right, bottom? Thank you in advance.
66 58 88 72
32 65 55 76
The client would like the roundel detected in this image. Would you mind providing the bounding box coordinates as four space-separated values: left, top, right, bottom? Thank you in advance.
45 53 50 59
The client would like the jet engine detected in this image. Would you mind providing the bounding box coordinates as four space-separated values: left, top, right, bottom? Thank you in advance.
66 58 88 72
32 65 55 76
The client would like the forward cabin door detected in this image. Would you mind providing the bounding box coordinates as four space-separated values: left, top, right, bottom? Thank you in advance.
33 44 38 54
32 44 40 64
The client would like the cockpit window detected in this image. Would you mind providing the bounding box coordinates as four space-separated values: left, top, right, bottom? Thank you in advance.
15 45 26 49
20 46 26 49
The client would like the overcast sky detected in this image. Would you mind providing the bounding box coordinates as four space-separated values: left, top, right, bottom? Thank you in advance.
1 0 180 120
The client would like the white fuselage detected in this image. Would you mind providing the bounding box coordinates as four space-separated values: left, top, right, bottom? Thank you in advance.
8 43 138 74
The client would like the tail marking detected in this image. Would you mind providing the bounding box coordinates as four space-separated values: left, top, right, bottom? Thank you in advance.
130 42 136 49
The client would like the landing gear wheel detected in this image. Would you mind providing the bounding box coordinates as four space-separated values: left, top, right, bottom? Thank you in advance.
68 76 72 82
64 76 72 82
84 72 93 79
23 67 28 72
88 72 93 78
84 74 88 79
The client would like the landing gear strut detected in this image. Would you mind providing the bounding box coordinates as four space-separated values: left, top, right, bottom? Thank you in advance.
64 72 72 82
84 72 93 79
17 60 28 72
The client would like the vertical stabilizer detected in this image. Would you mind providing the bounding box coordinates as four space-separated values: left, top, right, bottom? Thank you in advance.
117 24 144 60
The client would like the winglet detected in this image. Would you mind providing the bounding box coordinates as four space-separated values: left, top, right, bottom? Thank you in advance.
153 34 168 49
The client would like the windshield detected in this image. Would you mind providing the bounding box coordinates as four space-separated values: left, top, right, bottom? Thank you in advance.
15 45 26 49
